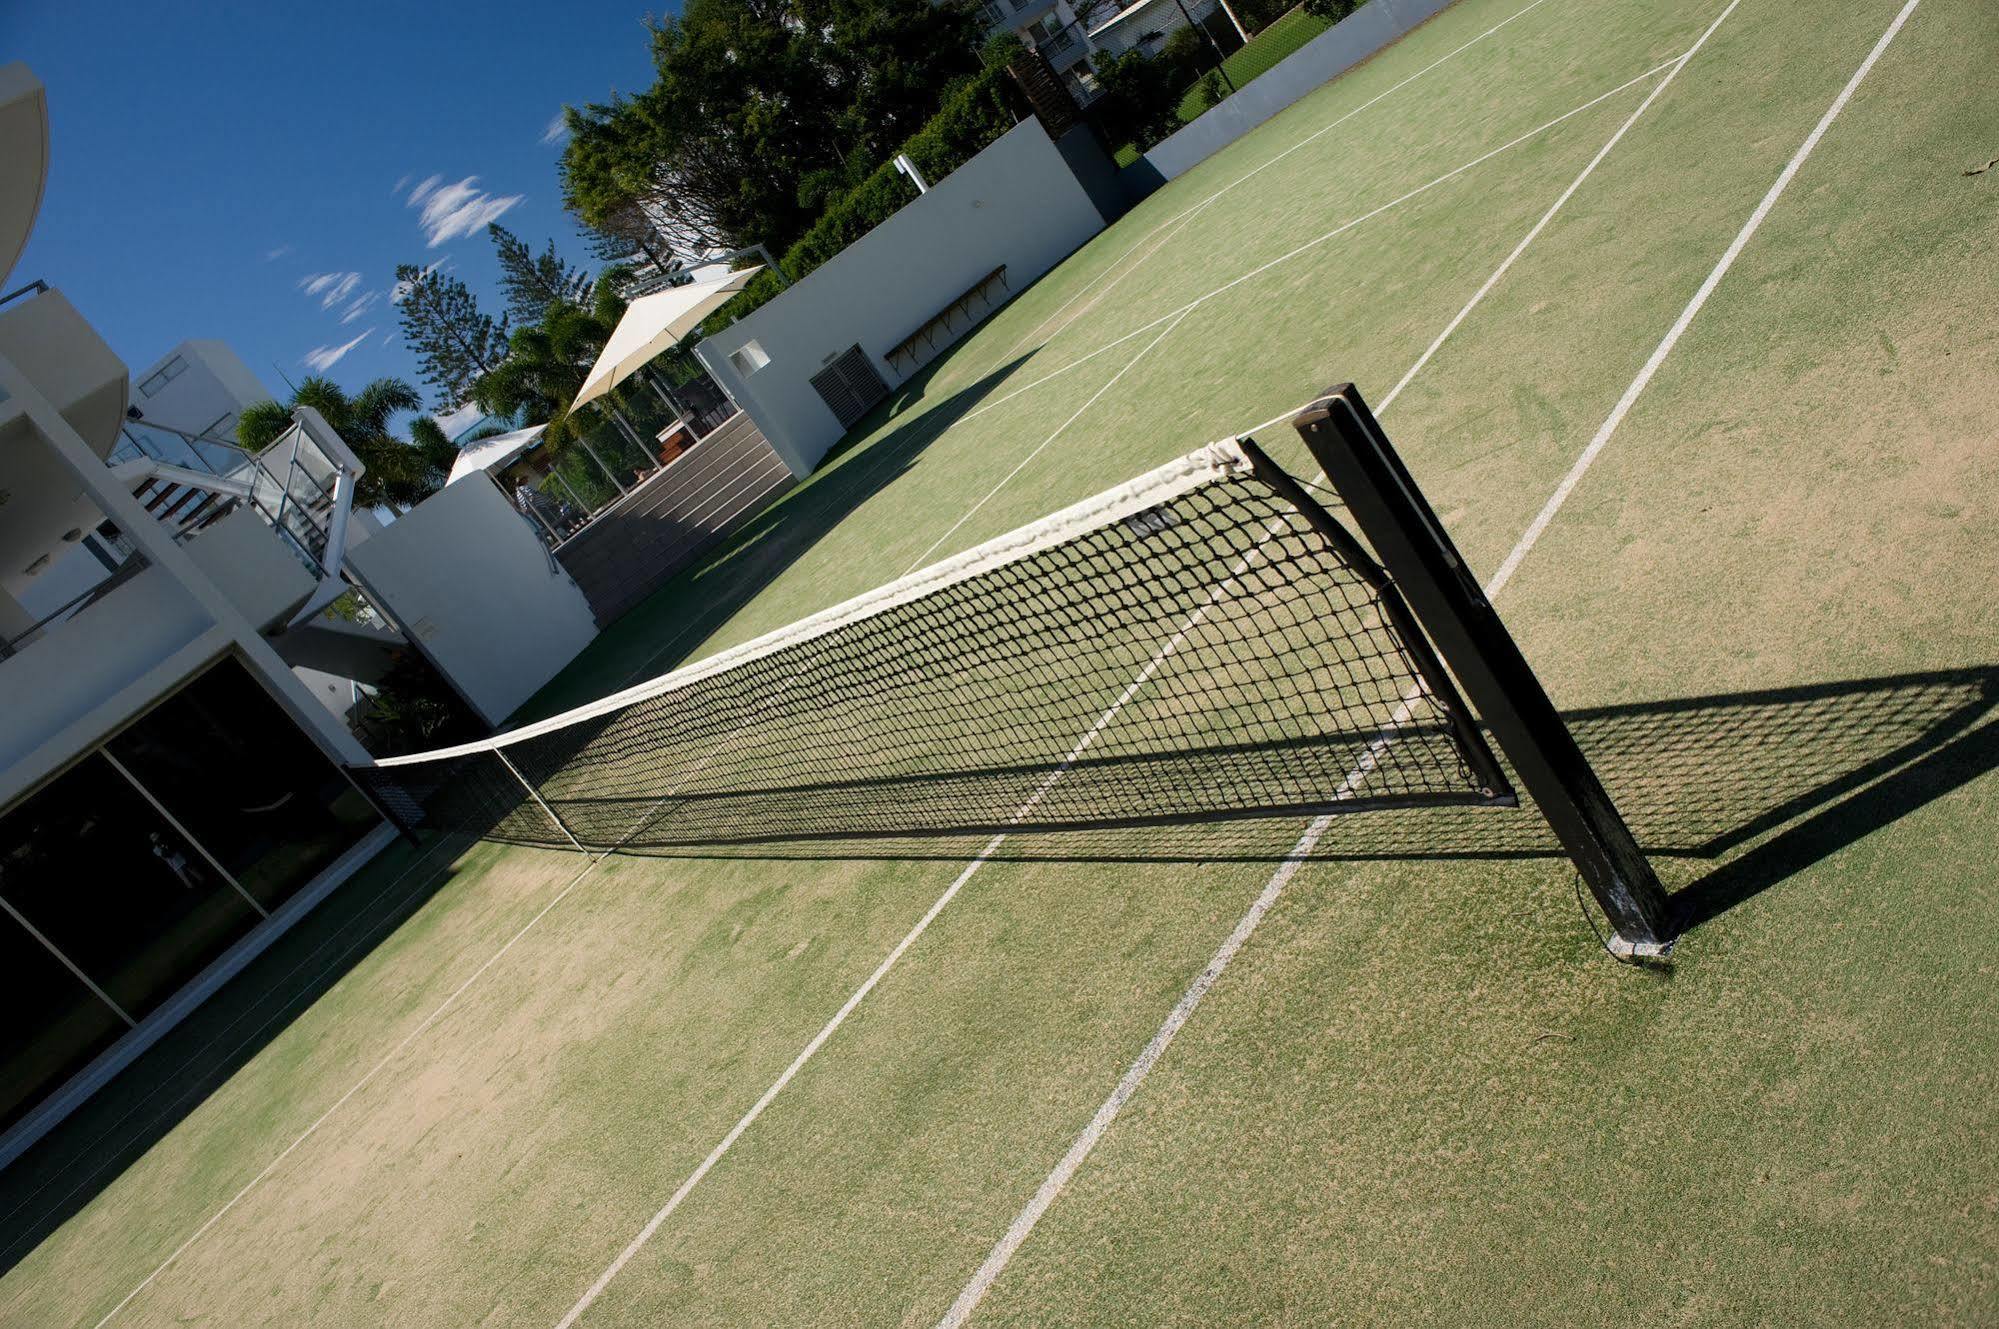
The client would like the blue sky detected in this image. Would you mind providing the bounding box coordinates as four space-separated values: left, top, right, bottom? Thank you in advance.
7 1 662 418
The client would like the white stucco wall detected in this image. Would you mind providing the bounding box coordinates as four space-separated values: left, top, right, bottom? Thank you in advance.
1139 0 1457 183
698 117 1109 477
0 564 211 775
344 475 598 726
180 505 316 631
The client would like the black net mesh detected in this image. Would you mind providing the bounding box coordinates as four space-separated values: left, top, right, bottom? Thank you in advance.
357 465 1510 852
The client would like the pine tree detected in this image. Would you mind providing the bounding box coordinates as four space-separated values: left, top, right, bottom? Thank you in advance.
393 263 510 411
488 224 595 325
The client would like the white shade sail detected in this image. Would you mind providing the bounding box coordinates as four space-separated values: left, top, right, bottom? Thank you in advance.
573 265 763 409
446 422 549 486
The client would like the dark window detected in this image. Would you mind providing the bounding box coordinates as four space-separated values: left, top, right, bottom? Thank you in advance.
105 659 378 912
0 911 127 1136
0 753 261 1023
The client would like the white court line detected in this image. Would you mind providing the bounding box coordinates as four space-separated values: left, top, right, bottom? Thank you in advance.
609 34 1636 690
553 501 1301 1329
932 3 1922 1320
998 0 1559 363
902 310 1192 575
952 57 1677 436
1488 0 1922 598
0 831 471 1254
1228 0 1745 442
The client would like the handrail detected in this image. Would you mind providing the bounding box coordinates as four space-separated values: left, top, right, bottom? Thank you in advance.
0 552 153 661
0 279 50 313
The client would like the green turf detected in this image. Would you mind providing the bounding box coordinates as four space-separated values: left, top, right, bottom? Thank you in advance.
6 0 1996 1322
1174 6 1336 124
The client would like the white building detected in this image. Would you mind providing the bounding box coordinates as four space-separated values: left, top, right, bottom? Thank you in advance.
0 63 400 1167
126 339 272 444
977 0 1104 104
1086 0 1245 60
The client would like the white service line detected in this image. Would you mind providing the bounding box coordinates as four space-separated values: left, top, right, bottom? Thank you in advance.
1488 0 1921 599
1228 0 1744 443
931 3 1921 1320
952 56 1678 436
96 847 616 1328
934 693 1415 1329
902 310 1192 575
997 0 1559 364
553 498 1298 1329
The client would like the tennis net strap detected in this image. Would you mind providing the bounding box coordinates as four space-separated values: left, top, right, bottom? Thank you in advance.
355 438 1512 851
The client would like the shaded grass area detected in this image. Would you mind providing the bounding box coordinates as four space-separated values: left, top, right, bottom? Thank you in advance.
4 0 1996 1323
1174 5 1337 123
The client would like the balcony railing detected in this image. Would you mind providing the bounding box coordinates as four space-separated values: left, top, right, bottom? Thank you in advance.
0 552 153 661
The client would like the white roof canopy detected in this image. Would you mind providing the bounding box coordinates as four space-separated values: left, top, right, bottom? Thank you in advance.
573 265 763 410
446 422 549 486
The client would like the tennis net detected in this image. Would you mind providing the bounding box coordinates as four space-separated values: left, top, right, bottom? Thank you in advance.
355 437 1514 851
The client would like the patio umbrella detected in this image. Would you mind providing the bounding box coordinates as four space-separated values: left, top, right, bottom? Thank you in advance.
572 264 763 411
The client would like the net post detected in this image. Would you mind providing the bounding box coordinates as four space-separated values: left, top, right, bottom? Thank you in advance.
1232 436 1514 806
1285 385 1674 954
495 749 586 853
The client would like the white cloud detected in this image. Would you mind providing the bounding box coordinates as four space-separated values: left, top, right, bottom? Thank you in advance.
406 174 523 247
263 244 293 262
541 109 568 145
340 290 381 324
393 172 411 197
435 400 487 439
302 327 373 373
406 173 442 207
298 270 361 309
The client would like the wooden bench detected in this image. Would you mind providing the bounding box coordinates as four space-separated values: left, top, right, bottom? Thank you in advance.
884 265 1009 377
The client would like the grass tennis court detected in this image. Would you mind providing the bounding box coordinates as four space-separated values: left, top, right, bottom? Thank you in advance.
6 0 1997 1322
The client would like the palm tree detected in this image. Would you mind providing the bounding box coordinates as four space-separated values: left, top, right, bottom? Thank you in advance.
471 288 657 487
237 376 457 507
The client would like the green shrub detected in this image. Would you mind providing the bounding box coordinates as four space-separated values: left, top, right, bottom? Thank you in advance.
703 64 1024 331
1302 0 1362 21
1197 68 1228 110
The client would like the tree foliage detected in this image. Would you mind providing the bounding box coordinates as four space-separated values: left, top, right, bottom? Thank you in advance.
488 224 594 325
559 0 983 274
236 376 456 507
469 287 631 449
393 262 510 411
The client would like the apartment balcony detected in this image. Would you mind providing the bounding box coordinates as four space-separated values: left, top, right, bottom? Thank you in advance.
0 286 131 604
1005 0 1062 29
1037 26 1090 70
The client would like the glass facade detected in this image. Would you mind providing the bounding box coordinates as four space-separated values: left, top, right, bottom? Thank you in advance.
0 913 127 1136
0 657 378 1138
105 660 380 912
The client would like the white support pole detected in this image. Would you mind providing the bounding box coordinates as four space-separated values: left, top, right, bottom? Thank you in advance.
0 893 137 1028
496 749 585 851
101 749 271 919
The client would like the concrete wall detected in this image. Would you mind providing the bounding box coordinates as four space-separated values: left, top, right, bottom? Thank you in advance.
128 339 273 440
0 564 210 777
181 505 316 631
699 117 1110 477
1134 0 1456 185
345 474 598 726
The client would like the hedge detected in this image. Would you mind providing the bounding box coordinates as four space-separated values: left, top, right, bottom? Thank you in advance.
703 64 1024 333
